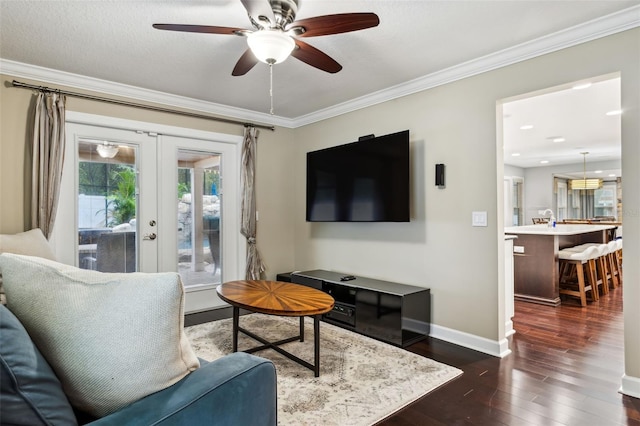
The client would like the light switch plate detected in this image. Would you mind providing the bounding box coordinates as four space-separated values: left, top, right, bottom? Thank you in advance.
472 211 488 227
513 245 525 253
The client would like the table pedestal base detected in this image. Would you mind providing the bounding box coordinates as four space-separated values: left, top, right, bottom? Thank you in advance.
232 307 322 377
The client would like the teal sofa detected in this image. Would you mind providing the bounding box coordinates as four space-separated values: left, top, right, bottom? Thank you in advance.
0 304 277 425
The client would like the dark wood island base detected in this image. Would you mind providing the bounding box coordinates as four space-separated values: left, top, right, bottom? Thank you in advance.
506 224 616 306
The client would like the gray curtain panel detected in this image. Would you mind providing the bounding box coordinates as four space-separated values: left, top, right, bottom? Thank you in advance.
241 126 266 280
31 92 66 239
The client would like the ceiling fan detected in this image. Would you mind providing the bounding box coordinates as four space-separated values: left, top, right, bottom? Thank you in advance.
153 0 380 76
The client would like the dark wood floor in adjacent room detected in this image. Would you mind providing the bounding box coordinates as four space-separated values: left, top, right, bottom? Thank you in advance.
379 286 640 425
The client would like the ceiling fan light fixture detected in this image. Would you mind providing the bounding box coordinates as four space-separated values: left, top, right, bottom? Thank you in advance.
247 30 295 64
96 142 119 159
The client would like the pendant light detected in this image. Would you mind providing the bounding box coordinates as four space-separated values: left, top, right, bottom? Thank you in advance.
569 152 603 190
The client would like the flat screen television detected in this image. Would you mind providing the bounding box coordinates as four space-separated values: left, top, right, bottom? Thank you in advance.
306 130 410 222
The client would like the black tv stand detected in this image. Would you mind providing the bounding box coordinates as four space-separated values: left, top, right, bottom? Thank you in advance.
289 270 430 347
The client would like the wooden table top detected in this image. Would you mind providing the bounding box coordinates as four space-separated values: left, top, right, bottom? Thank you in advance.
217 280 335 317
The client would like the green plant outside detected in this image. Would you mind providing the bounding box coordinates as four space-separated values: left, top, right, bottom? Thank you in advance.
107 167 136 226
178 182 190 199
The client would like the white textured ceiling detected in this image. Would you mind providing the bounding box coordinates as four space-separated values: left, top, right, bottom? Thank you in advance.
1 0 638 169
503 76 621 173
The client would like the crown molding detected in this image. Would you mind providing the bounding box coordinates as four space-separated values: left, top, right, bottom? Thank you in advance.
0 59 296 129
292 4 640 127
1 5 638 130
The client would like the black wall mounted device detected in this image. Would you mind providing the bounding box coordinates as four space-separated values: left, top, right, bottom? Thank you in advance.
435 163 445 188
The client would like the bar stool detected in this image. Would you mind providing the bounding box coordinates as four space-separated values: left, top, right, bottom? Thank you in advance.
606 240 620 288
559 245 600 307
614 239 623 286
594 243 610 296
561 243 610 294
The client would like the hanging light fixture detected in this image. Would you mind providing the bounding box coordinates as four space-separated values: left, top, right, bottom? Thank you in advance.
247 30 295 65
96 142 119 159
569 152 603 190
246 30 296 115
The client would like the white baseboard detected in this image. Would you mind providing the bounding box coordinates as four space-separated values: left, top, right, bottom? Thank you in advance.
184 286 227 314
505 320 516 337
620 374 640 399
430 323 511 358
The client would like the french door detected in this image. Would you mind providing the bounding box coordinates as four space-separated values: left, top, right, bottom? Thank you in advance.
158 133 242 313
54 113 243 313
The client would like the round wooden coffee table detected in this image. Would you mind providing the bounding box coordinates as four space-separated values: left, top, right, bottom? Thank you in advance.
217 280 334 377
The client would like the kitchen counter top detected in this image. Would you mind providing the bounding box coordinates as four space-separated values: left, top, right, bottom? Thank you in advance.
504 224 616 236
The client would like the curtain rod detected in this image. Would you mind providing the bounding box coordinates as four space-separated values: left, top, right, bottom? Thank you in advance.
11 80 275 131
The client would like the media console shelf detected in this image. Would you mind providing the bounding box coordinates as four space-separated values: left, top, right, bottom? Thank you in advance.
288 270 430 348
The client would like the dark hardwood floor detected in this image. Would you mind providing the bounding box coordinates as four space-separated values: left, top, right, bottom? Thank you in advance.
379 286 640 425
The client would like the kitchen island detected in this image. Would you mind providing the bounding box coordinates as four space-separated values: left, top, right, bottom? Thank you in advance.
504 224 617 306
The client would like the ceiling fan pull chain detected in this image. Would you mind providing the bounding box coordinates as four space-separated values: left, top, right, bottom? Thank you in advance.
269 63 274 115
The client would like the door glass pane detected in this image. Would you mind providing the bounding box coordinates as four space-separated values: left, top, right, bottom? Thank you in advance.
176 149 222 287
77 140 138 273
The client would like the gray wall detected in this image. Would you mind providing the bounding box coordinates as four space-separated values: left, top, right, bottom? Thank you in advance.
504 164 525 178
292 28 640 391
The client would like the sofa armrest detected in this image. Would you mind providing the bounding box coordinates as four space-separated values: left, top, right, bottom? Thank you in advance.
88 353 277 426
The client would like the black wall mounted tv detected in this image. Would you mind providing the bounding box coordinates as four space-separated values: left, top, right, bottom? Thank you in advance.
306 130 410 222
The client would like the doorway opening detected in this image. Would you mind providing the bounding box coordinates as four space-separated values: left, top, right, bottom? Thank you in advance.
498 73 622 346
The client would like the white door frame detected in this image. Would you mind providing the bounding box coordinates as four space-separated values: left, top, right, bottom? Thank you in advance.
157 134 242 284
55 122 156 269
55 112 246 312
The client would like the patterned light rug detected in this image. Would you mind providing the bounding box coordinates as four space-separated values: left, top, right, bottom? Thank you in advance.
185 314 462 426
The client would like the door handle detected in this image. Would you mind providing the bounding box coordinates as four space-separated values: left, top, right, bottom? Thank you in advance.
143 233 157 240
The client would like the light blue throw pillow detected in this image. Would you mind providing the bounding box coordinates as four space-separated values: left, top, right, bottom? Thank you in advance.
0 304 78 425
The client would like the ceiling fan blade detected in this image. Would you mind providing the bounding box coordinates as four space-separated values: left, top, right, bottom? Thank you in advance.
232 49 260 76
239 0 275 27
291 40 342 73
152 24 246 35
292 13 379 37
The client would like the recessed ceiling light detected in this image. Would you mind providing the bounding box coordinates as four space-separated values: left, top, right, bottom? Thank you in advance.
606 109 622 116
511 153 521 157
552 137 565 143
594 170 603 174
540 160 549 164
572 82 592 90
608 174 616 177
520 125 534 130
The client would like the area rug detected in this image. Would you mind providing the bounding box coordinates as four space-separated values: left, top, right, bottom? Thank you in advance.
185 314 462 425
